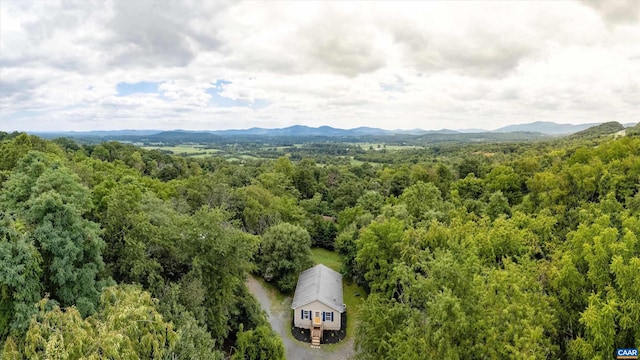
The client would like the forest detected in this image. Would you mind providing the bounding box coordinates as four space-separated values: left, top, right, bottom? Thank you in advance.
1 122 639 359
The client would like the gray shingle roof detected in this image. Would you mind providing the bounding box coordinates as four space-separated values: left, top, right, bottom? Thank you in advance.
291 264 345 312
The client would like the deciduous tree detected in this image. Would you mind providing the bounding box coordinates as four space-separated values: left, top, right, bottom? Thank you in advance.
258 222 313 292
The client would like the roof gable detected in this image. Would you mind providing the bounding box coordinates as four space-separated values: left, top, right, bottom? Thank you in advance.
291 264 345 312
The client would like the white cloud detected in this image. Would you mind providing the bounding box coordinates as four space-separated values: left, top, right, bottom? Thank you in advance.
580 0 640 24
0 0 638 131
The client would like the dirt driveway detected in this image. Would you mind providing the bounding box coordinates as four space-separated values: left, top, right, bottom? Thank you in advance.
246 276 355 360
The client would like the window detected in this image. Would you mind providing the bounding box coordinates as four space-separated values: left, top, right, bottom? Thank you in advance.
302 310 310 320
322 311 334 322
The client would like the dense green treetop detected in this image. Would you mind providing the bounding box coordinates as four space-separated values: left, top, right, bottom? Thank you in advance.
258 222 314 292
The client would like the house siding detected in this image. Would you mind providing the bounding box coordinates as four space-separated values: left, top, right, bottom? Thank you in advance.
293 300 342 331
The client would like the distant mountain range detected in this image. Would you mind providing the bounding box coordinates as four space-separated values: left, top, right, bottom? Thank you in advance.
33 121 638 139
493 121 600 135
49 129 162 136
205 125 458 137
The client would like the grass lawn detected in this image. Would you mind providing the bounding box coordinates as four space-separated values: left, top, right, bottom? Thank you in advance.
311 247 367 345
310 248 342 272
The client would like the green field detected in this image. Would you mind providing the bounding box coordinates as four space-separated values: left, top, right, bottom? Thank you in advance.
142 145 219 157
226 154 260 162
357 142 423 151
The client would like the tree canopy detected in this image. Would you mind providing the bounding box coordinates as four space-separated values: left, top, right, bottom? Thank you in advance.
259 222 313 292
2 130 640 359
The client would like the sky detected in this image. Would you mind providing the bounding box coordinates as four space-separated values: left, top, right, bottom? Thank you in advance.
0 1 639 132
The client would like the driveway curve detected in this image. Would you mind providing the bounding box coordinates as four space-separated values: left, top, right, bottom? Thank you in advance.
246 276 354 360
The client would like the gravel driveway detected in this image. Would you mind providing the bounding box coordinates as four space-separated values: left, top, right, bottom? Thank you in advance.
246 276 355 360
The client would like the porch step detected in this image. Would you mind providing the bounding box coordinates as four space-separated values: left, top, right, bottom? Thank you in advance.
311 323 322 347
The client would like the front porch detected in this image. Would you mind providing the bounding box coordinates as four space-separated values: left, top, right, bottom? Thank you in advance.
291 311 347 345
311 317 322 347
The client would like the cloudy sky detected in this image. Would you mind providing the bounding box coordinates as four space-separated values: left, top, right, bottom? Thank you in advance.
1 1 639 132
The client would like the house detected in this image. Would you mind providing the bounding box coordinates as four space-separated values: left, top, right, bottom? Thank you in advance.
291 264 346 345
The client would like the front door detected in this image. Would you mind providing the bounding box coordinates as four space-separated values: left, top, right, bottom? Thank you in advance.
313 311 321 325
